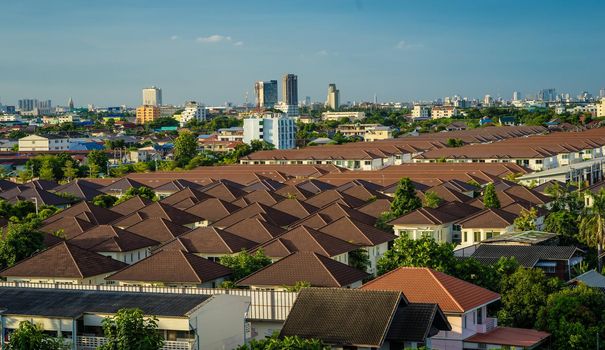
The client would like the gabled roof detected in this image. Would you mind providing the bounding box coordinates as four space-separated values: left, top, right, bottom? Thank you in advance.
52 180 104 201
296 179 335 194
3 187 72 206
252 225 359 258
121 202 202 227
153 179 204 193
106 249 232 284
456 208 517 229
237 252 369 287
126 217 190 243
160 187 211 208
361 267 500 313
44 201 122 225
160 226 256 254
274 184 314 200
568 269 605 289
318 216 396 246
100 178 146 194
465 327 550 348
239 189 286 206
271 198 319 219
423 184 472 203
471 245 582 267
69 225 159 252
211 202 298 228
313 202 376 226
40 216 96 240
304 190 366 209
0 242 127 279
184 198 240 222
200 181 248 202
110 196 153 216
223 217 284 243
356 198 392 218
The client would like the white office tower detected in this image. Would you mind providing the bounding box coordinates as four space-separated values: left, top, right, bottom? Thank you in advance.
326 83 340 110
180 101 207 126
243 114 296 149
142 86 162 106
512 91 521 101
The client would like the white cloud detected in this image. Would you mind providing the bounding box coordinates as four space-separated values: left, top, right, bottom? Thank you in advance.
395 40 423 50
233 41 244 46
316 50 329 56
170 35 179 41
196 34 232 43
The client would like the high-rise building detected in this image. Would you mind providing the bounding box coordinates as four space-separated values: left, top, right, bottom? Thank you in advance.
179 101 207 127
68 98 74 110
243 114 296 149
135 105 160 124
326 83 340 110
512 91 521 101
254 80 278 109
142 86 162 106
483 95 493 106
538 88 556 102
282 74 298 106
18 99 37 112
600 88 605 99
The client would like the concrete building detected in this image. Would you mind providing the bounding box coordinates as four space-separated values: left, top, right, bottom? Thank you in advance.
180 101 207 127
321 111 365 122
431 106 459 119
282 74 298 106
254 80 278 109
598 98 605 117
243 114 296 149
412 105 431 119
19 134 70 151
325 83 340 110
142 86 162 106
217 127 244 142
136 105 160 124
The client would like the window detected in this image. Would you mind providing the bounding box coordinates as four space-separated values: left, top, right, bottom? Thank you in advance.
473 232 481 242
535 159 543 164
453 224 461 231
463 231 468 242
477 307 483 324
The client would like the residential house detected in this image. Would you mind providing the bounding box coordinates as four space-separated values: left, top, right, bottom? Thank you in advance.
457 209 518 247
18 134 70 151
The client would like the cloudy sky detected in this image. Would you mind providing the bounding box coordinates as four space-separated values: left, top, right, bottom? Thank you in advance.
1 0 603 107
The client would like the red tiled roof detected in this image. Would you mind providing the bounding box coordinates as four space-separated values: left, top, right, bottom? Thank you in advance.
361 267 500 313
465 327 550 347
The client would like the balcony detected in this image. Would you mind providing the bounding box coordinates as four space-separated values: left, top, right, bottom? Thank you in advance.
475 317 498 333
76 336 194 350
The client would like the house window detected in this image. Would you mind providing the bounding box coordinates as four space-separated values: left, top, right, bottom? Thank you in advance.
477 307 483 324
453 224 461 231
473 232 481 242
463 231 468 242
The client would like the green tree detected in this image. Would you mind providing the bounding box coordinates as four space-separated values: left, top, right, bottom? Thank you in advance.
219 250 272 281
234 334 328 350
497 267 562 329
579 188 605 271
62 160 78 181
514 207 538 231
544 210 579 244
38 159 56 181
422 191 442 208
99 308 164 350
348 248 371 272
93 194 118 208
0 223 45 269
7 321 70 350
284 281 312 292
446 138 464 147
536 284 605 350
483 182 500 209
173 131 198 166
17 169 33 184
114 186 157 205
390 178 422 217
377 236 456 275
250 139 275 151
88 150 109 177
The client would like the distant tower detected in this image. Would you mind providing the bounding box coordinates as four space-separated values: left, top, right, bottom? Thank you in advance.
254 80 278 109
512 91 521 101
282 74 298 106
142 86 162 106
373 94 377 104
68 97 74 110
326 83 340 110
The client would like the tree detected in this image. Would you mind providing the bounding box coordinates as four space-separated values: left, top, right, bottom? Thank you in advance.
446 138 464 147
390 178 422 217
234 334 328 350
114 186 157 205
544 210 579 244
17 169 32 184
377 236 456 275
250 139 275 151
514 207 537 231
219 250 272 281
536 284 605 350
173 131 198 166
0 223 45 269
348 248 371 272
483 182 500 209
422 191 442 208
38 159 56 181
497 267 562 329
88 150 109 177
284 281 311 292
7 321 70 350
579 188 605 271
93 194 118 208
99 308 164 350
62 160 78 181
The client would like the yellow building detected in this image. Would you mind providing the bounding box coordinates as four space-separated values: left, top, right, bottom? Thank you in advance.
598 99 605 117
135 105 160 124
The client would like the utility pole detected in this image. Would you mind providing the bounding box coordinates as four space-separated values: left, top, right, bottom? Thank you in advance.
31 197 38 215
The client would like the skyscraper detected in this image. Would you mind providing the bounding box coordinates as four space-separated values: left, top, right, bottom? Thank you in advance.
282 74 298 106
142 86 162 106
68 98 74 110
538 88 556 102
600 88 605 99
326 83 340 110
512 91 521 101
254 80 278 109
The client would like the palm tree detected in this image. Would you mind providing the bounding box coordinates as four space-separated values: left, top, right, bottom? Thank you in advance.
579 188 605 271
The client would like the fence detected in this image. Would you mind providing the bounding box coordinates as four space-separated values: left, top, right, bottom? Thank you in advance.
0 282 297 321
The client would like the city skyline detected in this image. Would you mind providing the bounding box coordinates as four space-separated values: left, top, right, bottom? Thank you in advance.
1 0 604 106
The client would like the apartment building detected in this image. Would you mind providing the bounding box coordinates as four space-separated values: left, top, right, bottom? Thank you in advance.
135 105 160 124
18 134 70 151
431 105 459 119
321 111 365 122
243 114 296 150
412 105 431 120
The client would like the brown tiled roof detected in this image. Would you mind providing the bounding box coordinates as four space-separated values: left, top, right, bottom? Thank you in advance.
153 179 204 193
223 217 284 243
106 249 231 284
200 181 248 202
237 252 369 287
304 190 366 209
465 327 550 347
318 216 396 246
110 196 153 216
126 217 190 243
389 202 481 226
211 202 298 228
161 226 256 254
184 198 240 222
253 225 359 258
3 187 72 206
271 198 319 219
275 185 314 200
422 184 472 203
502 185 550 206
239 189 286 206
456 208 518 228
312 202 376 226
0 242 127 279
289 213 332 229
121 202 202 227
356 199 392 218
100 178 146 195
361 267 500 313
52 180 104 201
44 201 122 225
69 225 159 252
40 217 96 240
160 187 211 207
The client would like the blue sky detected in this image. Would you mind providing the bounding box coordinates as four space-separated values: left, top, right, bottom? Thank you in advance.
0 0 603 107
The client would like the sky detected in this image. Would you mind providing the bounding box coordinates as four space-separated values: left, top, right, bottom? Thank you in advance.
0 0 604 107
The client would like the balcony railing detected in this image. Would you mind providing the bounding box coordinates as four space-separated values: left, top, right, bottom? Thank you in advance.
77 336 193 350
476 317 498 333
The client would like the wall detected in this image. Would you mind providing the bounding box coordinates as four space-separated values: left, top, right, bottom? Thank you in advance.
194 294 250 350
